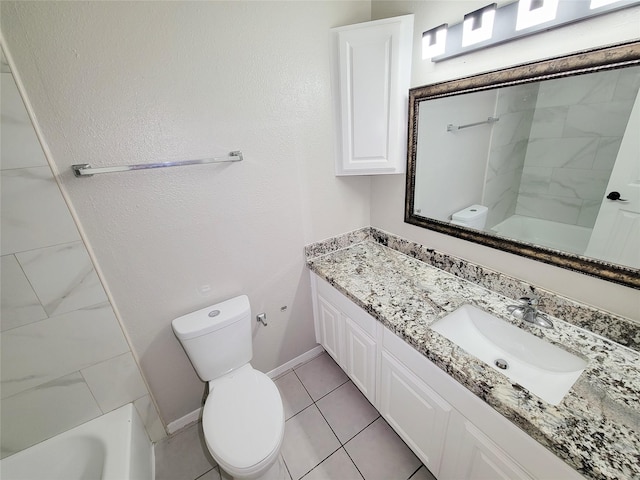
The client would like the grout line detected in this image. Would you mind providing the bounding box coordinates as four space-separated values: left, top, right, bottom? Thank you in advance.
341 445 366 480
407 464 423 479
297 445 342 480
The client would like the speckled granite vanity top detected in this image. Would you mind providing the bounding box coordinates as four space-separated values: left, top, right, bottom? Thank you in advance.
305 229 640 480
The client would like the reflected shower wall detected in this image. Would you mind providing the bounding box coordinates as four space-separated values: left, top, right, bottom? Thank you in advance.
514 68 638 228
0 51 165 458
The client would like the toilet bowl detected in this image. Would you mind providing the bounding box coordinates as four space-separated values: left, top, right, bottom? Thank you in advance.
172 296 286 480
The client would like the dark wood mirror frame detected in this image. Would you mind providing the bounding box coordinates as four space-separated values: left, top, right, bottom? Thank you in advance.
405 41 640 289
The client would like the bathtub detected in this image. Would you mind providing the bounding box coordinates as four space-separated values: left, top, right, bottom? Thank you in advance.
491 214 592 255
0 403 154 480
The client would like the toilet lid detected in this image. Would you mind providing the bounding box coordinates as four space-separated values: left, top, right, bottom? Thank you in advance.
202 366 284 470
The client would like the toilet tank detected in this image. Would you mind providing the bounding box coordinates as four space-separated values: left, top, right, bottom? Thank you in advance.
172 295 253 382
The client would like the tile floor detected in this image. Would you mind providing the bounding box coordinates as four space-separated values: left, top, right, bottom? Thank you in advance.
155 352 436 480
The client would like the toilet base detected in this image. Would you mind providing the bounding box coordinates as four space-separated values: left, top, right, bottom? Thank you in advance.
219 454 287 480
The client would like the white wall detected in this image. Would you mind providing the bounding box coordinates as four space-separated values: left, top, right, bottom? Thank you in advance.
371 1 640 321
1 0 372 425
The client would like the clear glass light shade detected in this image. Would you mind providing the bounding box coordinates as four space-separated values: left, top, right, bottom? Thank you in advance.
590 0 621 8
422 26 447 59
516 0 559 30
462 8 496 46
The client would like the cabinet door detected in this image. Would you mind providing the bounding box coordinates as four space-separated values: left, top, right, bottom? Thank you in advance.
449 419 534 480
331 15 413 175
379 351 451 476
317 294 343 364
344 316 376 403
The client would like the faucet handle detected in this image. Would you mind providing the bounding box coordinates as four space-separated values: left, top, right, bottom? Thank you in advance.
518 296 538 307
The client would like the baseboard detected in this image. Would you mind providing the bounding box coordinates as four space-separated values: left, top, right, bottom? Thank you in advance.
165 345 324 435
267 345 325 379
166 408 201 435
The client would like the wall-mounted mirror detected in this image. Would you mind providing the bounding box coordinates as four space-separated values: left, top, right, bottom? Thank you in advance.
405 41 640 289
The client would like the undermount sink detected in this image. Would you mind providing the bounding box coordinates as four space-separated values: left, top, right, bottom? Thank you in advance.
430 304 587 405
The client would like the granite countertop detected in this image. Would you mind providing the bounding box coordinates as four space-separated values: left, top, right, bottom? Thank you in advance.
306 239 640 480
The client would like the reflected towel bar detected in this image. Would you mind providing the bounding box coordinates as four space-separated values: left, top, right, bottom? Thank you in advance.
72 151 243 177
447 117 499 132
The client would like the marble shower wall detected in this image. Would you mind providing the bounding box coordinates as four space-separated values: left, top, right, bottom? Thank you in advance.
515 67 640 227
0 69 165 458
483 83 539 229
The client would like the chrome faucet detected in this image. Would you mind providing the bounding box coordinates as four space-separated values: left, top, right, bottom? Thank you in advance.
507 296 553 329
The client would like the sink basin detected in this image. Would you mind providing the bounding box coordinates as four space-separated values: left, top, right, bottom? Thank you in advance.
430 304 587 405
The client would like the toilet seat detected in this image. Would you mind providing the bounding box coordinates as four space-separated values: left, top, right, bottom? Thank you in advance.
202 364 284 478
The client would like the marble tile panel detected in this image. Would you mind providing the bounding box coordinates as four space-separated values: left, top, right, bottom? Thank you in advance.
536 71 617 108
486 140 527 180
518 166 553 194
548 168 610 201
0 372 101 458
495 83 539 115
16 241 107 317
0 72 48 171
515 192 582 224
1 254 47 331
524 137 598 169
134 395 167 443
564 101 633 137
592 137 622 171
529 106 568 139
1 302 130 398
577 199 603 229
612 66 640 101
81 352 148 414
489 110 534 148
0 166 80 255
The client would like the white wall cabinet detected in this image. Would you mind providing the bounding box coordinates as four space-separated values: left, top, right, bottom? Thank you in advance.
330 15 413 176
310 272 585 480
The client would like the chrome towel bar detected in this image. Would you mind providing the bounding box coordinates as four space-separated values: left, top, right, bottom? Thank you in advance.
72 151 243 177
447 116 499 132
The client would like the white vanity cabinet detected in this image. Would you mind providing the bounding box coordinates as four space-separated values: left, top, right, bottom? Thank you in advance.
330 15 413 176
310 272 585 480
312 275 377 404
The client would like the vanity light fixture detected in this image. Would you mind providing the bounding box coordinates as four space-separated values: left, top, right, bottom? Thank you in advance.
516 0 559 31
422 24 448 59
462 4 497 46
424 0 638 62
590 0 622 7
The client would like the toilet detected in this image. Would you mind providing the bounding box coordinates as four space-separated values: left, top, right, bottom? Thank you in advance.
172 295 286 480
451 204 488 230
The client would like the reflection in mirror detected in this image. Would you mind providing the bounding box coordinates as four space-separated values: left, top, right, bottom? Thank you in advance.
406 42 640 288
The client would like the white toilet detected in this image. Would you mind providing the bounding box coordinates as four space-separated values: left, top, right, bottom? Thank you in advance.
172 295 286 480
451 204 488 230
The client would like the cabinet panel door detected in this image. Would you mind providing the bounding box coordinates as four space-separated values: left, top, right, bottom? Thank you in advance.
379 351 451 476
344 316 376 402
317 294 343 364
453 420 534 480
331 15 412 175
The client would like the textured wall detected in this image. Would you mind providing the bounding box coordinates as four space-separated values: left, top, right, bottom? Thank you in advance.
1 0 372 424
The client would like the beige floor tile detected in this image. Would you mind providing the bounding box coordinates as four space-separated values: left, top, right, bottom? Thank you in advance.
275 371 313 420
302 448 363 480
294 352 348 401
344 418 421 480
281 405 340 480
408 465 437 480
155 423 216 480
316 381 379 443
